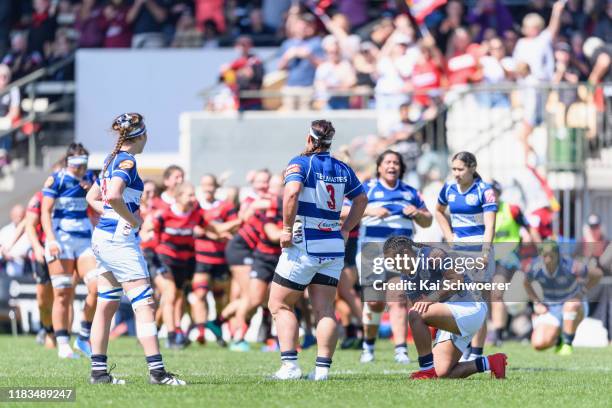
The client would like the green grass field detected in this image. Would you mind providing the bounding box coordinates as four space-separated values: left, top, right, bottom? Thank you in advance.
0 336 610 408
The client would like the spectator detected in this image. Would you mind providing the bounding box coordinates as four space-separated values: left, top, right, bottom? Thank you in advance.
515 61 542 164
353 41 379 90
388 102 423 187
56 0 77 30
202 19 221 48
101 0 132 48
240 7 276 44
433 0 467 54
195 0 226 34
325 13 361 59
46 29 75 81
559 0 588 38
1 32 44 80
583 37 611 145
478 37 513 107
128 0 169 48
220 36 264 111
0 204 29 278
171 10 203 48
570 32 591 80
313 35 356 110
100 0 131 47
74 0 105 48
261 0 291 33
446 28 482 87
278 13 323 110
513 0 565 81
375 34 414 118
552 42 579 107
467 0 514 43
28 0 58 57
518 0 552 23
164 0 195 43
502 29 519 56
0 64 20 136
593 0 612 43
369 17 394 49
410 37 443 111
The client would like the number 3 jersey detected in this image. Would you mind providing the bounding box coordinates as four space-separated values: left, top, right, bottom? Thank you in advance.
94 151 144 243
284 152 364 258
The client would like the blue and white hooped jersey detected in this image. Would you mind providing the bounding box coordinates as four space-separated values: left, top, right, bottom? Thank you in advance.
359 178 425 244
437 178 497 242
94 151 144 243
526 256 587 304
42 169 95 238
284 152 364 258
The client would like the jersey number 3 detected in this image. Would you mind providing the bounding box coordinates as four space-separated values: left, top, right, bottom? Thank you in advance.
326 184 336 210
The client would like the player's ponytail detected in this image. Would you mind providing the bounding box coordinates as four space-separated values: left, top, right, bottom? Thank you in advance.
452 151 481 181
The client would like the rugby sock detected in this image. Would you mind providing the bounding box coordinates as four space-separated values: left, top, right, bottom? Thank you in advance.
315 356 332 378
168 331 177 344
417 353 434 371
55 329 70 345
363 338 376 352
470 347 484 357
475 356 490 372
345 324 356 338
146 354 165 374
280 350 298 368
79 321 92 341
561 332 575 346
43 325 54 335
394 343 408 355
556 334 563 347
91 354 108 377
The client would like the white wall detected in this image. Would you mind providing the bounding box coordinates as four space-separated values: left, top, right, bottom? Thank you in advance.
75 48 278 158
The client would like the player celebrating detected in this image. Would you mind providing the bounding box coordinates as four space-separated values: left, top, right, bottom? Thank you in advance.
40 143 99 359
86 113 185 385
525 240 602 355
380 236 507 379
435 151 497 361
268 120 368 380
358 150 432 364
192 174 239 346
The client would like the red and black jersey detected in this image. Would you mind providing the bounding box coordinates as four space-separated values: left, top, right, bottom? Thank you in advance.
154 205 204 263
254 197 282 256
26 191 45 244
238 214 263 250
195 200 237 265
140 197 165 250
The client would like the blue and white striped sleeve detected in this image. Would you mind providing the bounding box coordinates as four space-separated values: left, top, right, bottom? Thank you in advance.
437 183 449 206
42 173 60 198
111 156 137 185
284 156 306 184
344 166 364 200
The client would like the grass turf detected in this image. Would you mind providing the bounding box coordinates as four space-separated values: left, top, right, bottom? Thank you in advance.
0 336 610 408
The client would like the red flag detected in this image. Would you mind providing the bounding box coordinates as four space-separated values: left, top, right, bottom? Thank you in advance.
406 0 447 23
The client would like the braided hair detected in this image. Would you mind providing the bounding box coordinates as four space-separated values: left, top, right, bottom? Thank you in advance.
102 113 144 177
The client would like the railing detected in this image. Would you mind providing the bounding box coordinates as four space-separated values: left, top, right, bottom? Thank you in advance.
0 54 76 169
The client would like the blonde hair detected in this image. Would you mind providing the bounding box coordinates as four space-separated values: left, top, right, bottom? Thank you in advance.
522 13 545 32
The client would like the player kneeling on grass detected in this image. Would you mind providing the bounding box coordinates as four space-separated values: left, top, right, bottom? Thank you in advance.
86 113 185 385
382 236 507 380
524 240 603 355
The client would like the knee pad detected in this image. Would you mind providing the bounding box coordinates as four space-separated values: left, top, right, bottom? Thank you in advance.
51 274 73 289
98 285 123 302
84 268 100 285
126 285 154 310
563 311 578 321
135 321 158 339
362 303 381 326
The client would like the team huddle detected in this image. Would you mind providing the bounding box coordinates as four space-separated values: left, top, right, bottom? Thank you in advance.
10 112 602 385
